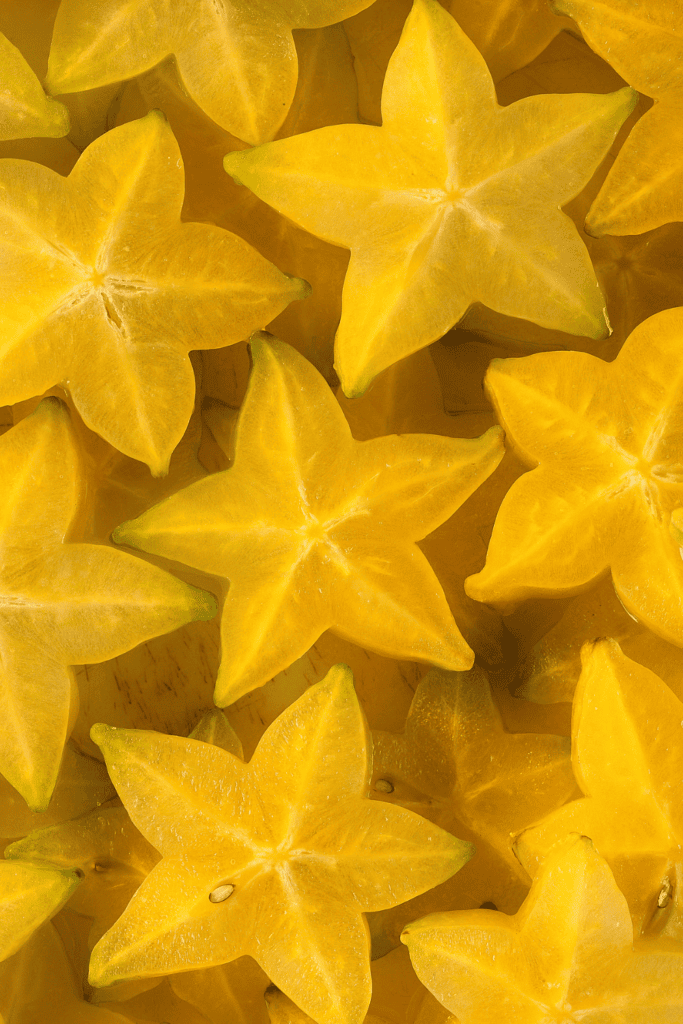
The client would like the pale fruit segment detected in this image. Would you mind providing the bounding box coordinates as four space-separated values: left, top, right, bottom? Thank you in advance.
466 308 683 647
365 666 574 953
170 957 270 1024
517 576 683 705
0 922 132 1022
0 110 308 473
113 336 504 706
224 0 636 395
553 0 683 234
403 836 683 1023
0 30 69 141
88 666 472 1024
0 858 80 962
46 0 374 145
344 0 573 124
0 397 217 811
0 743 114 841
6 803 161 947
518 639 683 937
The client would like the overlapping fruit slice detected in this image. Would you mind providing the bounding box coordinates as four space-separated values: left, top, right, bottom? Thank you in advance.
336 347 523 665
45 0 375 145
0 397 216 811
457 28 683 359
365 666 575 950
0 743 114 841
86 666 472 1024
0 922 131 1023
224 0 635 394
0 858 80 963
467 307 683 647
553 0 683 235
518 639 683 938
115 23 358 381
0 110 307 473
403 835 683 1023
114 335 504 706
0 28 68 141
344 0 573 124
517 576 683 705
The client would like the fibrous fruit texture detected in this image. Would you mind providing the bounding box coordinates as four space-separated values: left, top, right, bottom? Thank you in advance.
1 1 683 1023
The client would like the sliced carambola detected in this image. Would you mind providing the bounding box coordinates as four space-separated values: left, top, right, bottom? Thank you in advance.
88 665 473 1024
114 336 504 706
467 308 683 649
0 111 308 473
225 0 636 395
403 836 683 1023
0 397 216 810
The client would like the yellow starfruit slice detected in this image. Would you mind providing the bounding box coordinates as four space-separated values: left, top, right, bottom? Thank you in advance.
0 29 69 141
5 711 236 947
0 858 80 962
6 803 161 948
553 0 683 235
46 0 374 146
0 397 216 811
366 666 575 951
120 24 357 382
0 922 132 1023
224 0 636 395
337 347 511 664
466 307 683 647
169 957 270 1024
0 743 114 841
517 575 683 705
403 835 683 1023
459 28 680 359
517 639 683 937
99 978 209 1024
344 0 573 124
87 665 473 1024
0 110 307 474
114 335 504 706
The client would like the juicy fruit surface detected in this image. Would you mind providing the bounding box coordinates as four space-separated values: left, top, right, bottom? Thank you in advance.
87 667 472 1024
113 336 504 705
1 2 683 1023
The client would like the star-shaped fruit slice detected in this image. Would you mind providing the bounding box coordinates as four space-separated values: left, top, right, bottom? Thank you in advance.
517 575 683 705
6 801 160 950
46 0 374 145
114 335 504 706
169 957 270 1024
0 110 307 474
224 0 636 395
0 742 114 841
5 710 238 948
87 665 473 1024
518 638 683 938
403 835 683 1023
0 858 80 962
0 397 216 811
552 0 683 235
0 29 69 141
365 666 574 950
336 347 513 664
344 0 573 124
121 23 357 382
466 307 683 646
